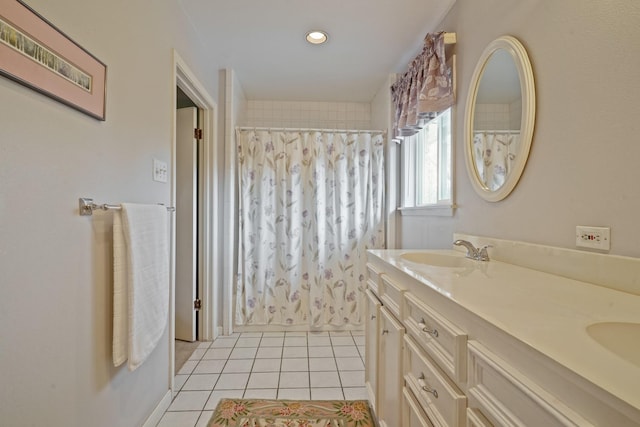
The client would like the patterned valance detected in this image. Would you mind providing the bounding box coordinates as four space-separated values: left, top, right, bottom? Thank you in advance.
391 32 455 137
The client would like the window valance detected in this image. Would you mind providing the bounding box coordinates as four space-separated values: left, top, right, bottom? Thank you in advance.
391 31 456 137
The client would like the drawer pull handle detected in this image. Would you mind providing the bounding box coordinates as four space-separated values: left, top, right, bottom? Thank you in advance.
382 329 389 335
371 315 376 320
422 385 439 399
419 318 439 338
418 373 439 399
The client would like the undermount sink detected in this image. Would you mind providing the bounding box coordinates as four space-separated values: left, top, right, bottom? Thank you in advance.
586 322 640 368
399 252 474 268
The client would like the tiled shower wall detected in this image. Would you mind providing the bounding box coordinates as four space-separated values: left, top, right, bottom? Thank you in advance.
474 100 522 131
243 100 373 130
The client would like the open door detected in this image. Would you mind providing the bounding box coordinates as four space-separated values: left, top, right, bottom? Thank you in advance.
175 106 198 342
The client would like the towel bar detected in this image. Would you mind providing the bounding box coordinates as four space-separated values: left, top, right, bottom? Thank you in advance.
79 197 175 216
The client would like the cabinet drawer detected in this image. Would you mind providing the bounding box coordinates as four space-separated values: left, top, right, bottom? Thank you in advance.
366 263 381 296
467 408 493 427
380 274 405 319
467 341 593 427
403 386 435 427
404 335 466 427
404 292 467 383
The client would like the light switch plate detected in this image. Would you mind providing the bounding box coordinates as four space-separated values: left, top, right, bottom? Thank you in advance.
153 159 168 183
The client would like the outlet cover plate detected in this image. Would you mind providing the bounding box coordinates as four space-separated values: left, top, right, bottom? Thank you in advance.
575 226 610 251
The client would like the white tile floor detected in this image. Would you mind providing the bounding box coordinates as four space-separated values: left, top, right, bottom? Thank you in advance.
156 331 367 427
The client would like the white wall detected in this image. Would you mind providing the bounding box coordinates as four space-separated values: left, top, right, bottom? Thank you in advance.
371 75 398 248
0 1 216 426
221 69 248 333
398 0 640 257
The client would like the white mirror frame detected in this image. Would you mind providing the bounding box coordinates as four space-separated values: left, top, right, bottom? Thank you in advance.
464 35 535 202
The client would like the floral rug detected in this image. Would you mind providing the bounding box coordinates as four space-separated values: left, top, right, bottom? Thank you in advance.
208 399 375 427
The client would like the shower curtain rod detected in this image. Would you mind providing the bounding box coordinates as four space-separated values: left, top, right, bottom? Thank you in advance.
237 126 386 135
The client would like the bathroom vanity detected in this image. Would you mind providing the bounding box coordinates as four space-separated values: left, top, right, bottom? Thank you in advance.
365 235 640 426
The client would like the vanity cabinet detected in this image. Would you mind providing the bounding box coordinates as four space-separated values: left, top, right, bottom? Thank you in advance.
364 289 381 413
367 263 465 427
379 306 405 427
404 386 436 427
365 253 638 427
466 408 493 427
404 334 467 426
404 292 468 383
365 266 406 427
466 341 591 426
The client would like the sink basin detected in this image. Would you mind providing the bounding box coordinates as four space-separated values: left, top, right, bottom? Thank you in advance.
399 252 474 268
586 322 640 368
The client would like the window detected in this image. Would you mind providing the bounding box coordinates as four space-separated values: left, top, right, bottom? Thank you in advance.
400 108 454 216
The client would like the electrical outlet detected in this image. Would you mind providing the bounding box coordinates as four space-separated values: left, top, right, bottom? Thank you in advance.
153 159 168 183
575 226 610 251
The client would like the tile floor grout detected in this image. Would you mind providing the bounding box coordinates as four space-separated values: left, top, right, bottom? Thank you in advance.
157 330 367 427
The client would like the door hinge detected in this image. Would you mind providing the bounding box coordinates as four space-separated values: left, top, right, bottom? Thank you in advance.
194 128 203 139
194 299 202 311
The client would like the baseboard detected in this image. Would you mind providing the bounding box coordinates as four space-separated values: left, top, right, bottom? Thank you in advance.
142 390 172 427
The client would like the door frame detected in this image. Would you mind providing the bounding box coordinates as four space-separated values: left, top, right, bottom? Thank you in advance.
170 50 219 392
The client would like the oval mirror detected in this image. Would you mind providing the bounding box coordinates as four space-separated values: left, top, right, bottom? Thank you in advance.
464 36 535 202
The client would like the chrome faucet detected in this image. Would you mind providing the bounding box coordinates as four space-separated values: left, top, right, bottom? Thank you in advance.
453 239 491 261
453 239 478 259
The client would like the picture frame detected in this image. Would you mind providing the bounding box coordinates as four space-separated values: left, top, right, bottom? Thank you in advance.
0 0 106 120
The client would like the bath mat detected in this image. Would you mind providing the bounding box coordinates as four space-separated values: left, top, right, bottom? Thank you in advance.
208 398 375 426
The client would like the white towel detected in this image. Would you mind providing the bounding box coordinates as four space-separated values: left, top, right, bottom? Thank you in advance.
113 203 169 371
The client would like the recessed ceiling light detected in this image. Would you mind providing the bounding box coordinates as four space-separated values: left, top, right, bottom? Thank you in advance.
306 30 328 45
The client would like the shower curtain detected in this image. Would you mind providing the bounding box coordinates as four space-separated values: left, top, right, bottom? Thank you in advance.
473 131 520 190
235 129 385 327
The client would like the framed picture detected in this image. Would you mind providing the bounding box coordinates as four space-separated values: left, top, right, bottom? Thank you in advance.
0 0 106 120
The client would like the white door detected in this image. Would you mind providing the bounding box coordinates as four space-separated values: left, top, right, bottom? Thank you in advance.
175 106 198 341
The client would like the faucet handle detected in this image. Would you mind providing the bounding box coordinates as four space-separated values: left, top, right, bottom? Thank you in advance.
477 245 492 261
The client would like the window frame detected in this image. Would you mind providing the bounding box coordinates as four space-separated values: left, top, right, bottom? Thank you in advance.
398 107 456 217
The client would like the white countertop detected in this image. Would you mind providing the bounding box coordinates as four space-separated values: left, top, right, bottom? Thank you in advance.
368 249 640 413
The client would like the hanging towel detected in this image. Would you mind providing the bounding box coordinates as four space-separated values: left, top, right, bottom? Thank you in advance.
113 203 169 371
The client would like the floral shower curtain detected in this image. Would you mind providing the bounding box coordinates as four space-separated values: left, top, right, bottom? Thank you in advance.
472 131 520 190
235 129 385 327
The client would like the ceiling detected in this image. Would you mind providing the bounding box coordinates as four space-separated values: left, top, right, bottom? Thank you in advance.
179 0 456 102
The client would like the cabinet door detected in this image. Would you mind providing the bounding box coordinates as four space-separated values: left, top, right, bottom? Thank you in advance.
365 290 382 415
379 306 405 427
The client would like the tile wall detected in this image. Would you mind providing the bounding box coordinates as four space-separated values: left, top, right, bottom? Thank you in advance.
474 101 521 131
243 100 372 130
